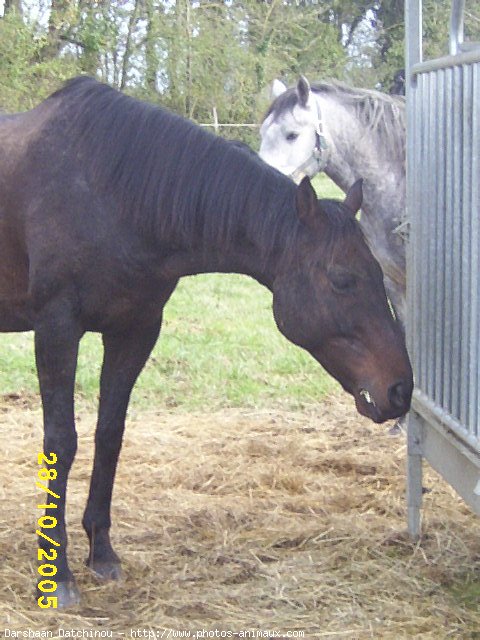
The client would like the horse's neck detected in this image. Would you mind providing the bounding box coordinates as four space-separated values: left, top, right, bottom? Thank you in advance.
164 160 300 287
314 92 405 223
157 202 287 289
160 245 276 289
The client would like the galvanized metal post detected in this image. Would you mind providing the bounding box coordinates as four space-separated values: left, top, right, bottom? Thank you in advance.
407 412 423 539
405 0 424 540
450 0 465 55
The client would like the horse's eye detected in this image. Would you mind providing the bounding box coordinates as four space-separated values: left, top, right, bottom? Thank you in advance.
329 269 357 293
286 132 299 142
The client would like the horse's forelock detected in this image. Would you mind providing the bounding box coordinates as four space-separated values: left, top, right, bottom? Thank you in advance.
265 88 299 122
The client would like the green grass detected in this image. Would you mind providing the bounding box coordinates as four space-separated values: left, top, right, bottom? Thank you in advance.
0 175 343 412
449 578 480 612
312 172 343 199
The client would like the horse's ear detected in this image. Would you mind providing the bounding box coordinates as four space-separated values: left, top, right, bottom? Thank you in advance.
272 79 287 99
296 76 311 107
295 176 318 227
343 179 363 215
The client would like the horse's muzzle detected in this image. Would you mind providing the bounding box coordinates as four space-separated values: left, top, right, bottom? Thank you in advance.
355 378 413 423
388 379 413 413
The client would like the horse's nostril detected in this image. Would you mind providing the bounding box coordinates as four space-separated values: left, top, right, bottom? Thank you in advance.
388 380 412 411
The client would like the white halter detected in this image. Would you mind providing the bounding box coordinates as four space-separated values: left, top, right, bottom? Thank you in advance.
289 97 330 182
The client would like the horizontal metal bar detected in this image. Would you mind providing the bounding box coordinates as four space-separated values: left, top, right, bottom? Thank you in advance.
412 390 480 455
458 41 480 52
412 409 480 516
412 49 480 75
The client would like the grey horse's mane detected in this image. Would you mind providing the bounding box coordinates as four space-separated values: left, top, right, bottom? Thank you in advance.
311 81 406 166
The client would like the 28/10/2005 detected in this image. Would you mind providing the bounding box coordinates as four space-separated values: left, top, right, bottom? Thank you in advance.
36 452 60 609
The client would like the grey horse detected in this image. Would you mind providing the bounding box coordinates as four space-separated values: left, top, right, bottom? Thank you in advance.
259 76 406 328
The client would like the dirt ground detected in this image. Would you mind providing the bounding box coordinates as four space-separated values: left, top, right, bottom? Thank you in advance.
0 392 479 639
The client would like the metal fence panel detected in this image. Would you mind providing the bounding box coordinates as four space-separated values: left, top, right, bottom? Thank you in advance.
406 0 480 533
410 62 480 451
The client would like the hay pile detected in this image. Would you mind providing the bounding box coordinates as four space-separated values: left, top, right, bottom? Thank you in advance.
0 393 479 639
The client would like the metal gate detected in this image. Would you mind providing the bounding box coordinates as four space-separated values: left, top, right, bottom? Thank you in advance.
406 0 480 537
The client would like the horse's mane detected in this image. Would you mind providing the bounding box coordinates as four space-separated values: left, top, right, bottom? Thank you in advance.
267 80 405 166
312 81 405 162
47 77 306 263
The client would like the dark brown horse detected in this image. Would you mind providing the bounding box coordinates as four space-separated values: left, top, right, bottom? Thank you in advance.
0 77 412 607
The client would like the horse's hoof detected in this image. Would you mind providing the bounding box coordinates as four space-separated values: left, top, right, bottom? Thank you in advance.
88 560 123 581
38 580 81 608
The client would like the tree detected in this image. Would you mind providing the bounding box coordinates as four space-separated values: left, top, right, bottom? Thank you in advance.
39 0 75 59
3 0 479 122
3 0 23 16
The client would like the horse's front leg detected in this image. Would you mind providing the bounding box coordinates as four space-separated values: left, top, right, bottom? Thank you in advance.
34 297 83 608
82 320 161 581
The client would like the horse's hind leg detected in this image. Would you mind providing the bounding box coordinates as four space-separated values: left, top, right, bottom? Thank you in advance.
34 296 83 607
82 320 161 580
